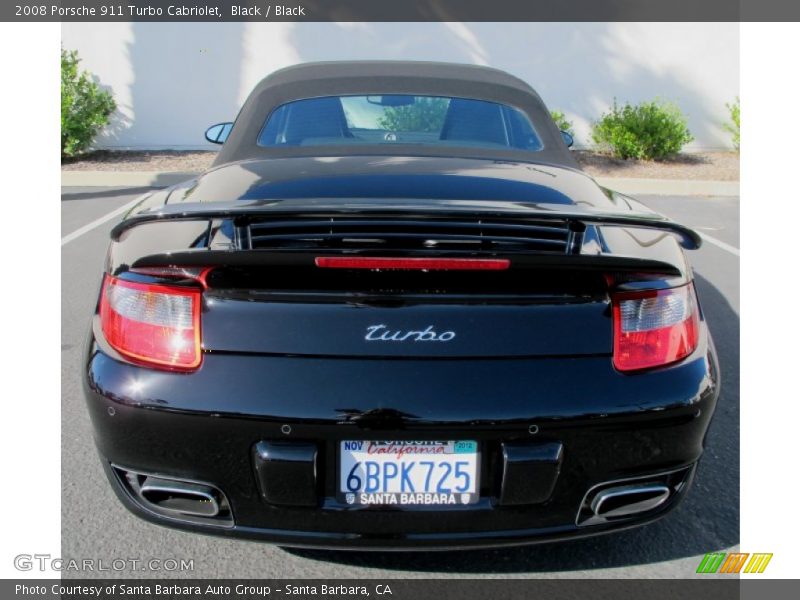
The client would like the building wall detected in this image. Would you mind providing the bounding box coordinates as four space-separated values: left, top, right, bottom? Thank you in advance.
61 22 739 151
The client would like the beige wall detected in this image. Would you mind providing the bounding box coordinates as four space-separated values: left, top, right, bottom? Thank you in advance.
61 22 740 150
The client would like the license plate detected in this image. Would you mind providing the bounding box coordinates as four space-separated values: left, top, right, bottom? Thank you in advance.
339 440 479 506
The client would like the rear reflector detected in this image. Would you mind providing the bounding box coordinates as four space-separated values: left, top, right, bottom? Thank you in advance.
99 275 202 370
612 283 699 372
314 257 510 271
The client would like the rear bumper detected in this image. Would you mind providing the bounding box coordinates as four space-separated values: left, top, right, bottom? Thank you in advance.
83 334 720 549
102 460 697 550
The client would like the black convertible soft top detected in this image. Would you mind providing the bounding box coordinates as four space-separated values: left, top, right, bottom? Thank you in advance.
213 61 577 169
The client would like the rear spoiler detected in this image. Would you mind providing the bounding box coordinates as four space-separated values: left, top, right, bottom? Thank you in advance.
130 250 682 278
111 200 702 250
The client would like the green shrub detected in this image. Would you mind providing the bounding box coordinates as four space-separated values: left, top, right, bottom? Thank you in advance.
61 48 116 158
724 97 740 152
591 99 693 160
549 110 574 136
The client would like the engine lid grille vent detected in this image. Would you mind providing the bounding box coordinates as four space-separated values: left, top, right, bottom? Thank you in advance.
240 216 582 254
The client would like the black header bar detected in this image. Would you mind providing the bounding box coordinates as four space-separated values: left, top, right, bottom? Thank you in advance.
0 578 749 600
4 0 800 22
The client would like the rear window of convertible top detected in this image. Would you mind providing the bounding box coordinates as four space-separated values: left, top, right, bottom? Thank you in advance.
256 95 544 151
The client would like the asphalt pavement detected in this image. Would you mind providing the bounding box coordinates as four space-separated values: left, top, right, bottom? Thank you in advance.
61 188 739 579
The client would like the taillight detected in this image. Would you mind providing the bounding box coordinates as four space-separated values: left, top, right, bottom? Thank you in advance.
612 283 699 372
99 275 202 371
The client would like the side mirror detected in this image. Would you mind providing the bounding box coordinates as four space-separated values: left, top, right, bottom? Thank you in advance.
205 122 233 145
560 130 574 148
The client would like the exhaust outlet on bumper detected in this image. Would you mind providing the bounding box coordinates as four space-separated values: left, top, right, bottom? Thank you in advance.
110 465 234 527
140 476 220 517
576 465 695 527
590 484 670 518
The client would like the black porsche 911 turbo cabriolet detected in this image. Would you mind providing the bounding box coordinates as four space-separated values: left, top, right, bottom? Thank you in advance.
83 61 719 549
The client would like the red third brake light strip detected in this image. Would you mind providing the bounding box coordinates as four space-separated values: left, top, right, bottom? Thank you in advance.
314 257 511 271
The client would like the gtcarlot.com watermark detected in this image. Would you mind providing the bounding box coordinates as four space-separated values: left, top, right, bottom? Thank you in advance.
14 553 194 572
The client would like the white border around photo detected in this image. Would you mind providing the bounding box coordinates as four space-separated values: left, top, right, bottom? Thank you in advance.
740 22 799 579
0 22 61 579
2 16 798 582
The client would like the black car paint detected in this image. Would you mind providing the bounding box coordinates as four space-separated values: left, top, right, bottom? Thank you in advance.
85 335 717 548
127 155 627 208
83 65 719 550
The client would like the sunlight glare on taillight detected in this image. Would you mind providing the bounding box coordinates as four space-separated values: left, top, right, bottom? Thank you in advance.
99 275 202 370
612 283 699 372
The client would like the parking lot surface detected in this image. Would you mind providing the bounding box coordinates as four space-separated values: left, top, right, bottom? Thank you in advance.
61 187 739 579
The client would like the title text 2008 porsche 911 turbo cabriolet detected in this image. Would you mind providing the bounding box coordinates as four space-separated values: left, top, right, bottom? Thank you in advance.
83 61 719 549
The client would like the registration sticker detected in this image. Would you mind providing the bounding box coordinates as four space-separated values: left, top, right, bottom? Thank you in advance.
339 440 479 506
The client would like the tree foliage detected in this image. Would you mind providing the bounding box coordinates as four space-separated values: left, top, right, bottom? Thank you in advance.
549 110 574 136
724 97 740 152
591 99 693 160
378 97 449 132
61 48 116 158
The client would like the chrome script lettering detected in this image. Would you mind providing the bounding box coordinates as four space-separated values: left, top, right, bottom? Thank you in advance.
365 324 456 342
